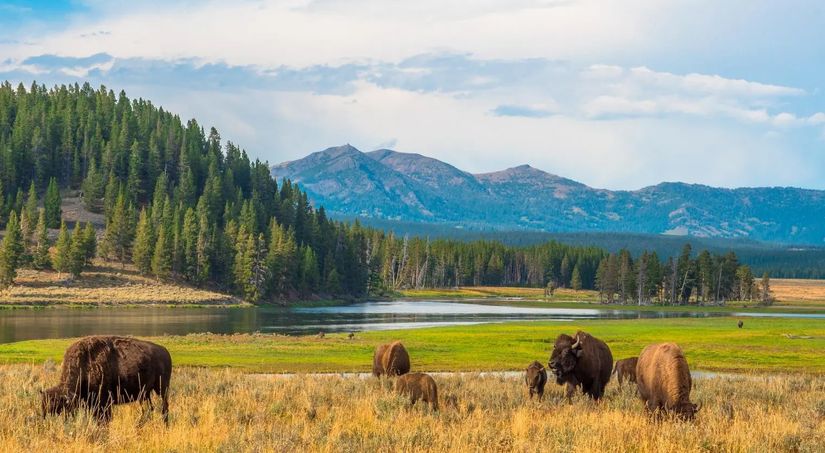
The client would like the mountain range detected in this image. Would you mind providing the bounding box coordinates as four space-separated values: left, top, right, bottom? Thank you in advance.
271 145 825 244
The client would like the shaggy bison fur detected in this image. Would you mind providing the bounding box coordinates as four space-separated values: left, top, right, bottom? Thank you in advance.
548 331 613 401
636 343 700 420
394 372 438 410
41 336 172 423
612 357 639 385
525 360 547 400
372 341 410 377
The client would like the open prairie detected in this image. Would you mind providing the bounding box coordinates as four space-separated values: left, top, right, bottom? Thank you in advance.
1 366 822 452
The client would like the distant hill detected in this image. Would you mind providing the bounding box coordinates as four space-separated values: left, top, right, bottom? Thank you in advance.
272 145 825 244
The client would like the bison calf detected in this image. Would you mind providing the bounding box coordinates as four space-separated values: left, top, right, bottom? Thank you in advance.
372 341 410 377
548 331 613 401
41 336 172 423
525 360 547 400
394 372 438 410
612 357 638 386
636 343 700 421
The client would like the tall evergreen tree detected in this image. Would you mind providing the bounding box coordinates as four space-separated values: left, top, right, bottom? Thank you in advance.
132 207 154 275
81 222 97 266
52 221 72 277
68 222 86 278
43 177 61 228
102 190 135 266
151 227 172 280
32 209 51 269
0 211 24 288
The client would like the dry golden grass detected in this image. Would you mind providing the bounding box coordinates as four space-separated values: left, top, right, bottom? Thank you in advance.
2 365 822 452
399 286 600 301
771 278 825 305
0 261 239 306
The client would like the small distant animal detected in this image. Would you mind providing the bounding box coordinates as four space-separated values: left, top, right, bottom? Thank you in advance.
372 341 411 377
548 331 613 401
41 336 172 423
348 332 355 340
394 372 438 410
636 343 700 421
612 357 639 385
317 331 325 339
738 320 743 329
525 360 547 400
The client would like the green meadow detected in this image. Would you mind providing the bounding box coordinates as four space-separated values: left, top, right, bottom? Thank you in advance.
1 317 822 373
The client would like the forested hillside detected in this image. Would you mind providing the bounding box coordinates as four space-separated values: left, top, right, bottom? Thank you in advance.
0 82 770 304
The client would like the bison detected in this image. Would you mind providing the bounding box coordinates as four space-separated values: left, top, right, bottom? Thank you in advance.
394 372 438 410
41 336 172 423
525 360 547 400
372 341 410 377
738 320 743 329
636 343 700 420
612 357 638 385
548 331 613 401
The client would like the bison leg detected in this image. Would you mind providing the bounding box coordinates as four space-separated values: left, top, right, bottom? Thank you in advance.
537 387 544 402
565 383 576 402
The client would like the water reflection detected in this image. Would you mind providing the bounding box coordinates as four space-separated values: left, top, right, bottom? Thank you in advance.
0 301 820 343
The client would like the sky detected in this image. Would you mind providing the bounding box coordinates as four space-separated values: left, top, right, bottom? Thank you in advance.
1 0 824 190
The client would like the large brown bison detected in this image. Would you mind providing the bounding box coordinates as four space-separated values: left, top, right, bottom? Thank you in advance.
525 360 547 400
636 343 700 420
372 341 410 377
548 331 613 401
41 336 172 423
612 357 638 385
394 372 438 410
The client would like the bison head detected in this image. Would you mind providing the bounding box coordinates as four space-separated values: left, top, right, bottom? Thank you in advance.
525 362 544 389
676 401 700 421
40 387 71 418
548 334 584 384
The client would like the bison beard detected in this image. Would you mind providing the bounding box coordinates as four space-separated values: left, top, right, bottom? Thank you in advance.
548 331 613 401
41 336 172 423
635 343 700 421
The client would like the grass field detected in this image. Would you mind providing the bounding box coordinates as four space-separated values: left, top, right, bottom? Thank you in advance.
0 366 822 452
2 317 823 373
0 261 240 307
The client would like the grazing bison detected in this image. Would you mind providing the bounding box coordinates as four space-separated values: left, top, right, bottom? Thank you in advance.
372 341 411 377
636 343 700 420
738 320 744 329
525 360 548 400
394 372 438 410
41 336 172 423
612 357 639 385
548 331 613 401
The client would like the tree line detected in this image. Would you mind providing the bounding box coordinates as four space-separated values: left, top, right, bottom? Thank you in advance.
0 81 772 305
594 244 772 305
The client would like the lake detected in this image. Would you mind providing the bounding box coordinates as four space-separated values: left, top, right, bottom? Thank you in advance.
0 300 820 343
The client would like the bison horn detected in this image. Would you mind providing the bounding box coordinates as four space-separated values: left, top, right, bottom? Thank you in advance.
571 336 582 350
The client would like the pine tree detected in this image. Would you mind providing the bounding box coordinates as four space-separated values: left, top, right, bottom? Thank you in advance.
299 245 319 295
132 207 154 274
571 263 582 291
32 209 51 269
81 158 105 213
151 227 172 280
22 181 38 239
44 177 61 228
102 190 135 266
760 272 772 305
53 221 72 277
68 222 86 278
181 207 198 280
0 211 24 288
81 222 97 266
195 212 211 284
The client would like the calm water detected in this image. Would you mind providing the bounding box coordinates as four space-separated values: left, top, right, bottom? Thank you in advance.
0 300 820 343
